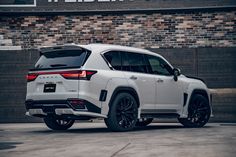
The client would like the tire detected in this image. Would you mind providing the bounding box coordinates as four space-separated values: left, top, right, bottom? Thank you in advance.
136 118 153 127
44 117 75 130
105 92 138 132
178 94 211 128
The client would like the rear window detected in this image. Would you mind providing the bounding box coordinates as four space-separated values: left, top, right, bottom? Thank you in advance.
34 50 90 70
104 51 122 70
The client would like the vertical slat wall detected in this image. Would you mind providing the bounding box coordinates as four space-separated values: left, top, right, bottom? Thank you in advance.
0 50 40 122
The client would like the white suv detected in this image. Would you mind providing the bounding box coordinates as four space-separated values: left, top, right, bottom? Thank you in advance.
25 44 212 131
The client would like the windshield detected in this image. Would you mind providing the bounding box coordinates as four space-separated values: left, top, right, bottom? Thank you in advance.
34 49 89 70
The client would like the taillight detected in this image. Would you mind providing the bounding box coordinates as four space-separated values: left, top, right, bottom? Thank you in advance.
26 70 96 82
26 73 38 82
60 70 97 80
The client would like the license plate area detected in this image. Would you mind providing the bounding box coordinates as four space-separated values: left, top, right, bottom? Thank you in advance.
44 84 56 93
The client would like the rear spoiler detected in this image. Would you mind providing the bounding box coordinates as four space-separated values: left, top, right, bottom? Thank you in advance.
39 44 89 56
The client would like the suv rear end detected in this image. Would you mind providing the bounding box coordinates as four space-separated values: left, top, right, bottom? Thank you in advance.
25 45 108 130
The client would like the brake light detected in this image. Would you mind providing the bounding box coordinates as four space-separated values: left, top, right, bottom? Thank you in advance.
60 70 97 80
26 70 96 82
26 73 38 82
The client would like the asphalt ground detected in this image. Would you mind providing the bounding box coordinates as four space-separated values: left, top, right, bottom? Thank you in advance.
0 122 236 157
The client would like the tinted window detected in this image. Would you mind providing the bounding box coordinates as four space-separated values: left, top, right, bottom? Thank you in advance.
146 55 173 76
121 52 147 73
120 52 130 71
104 51 122 70
34 50 88 70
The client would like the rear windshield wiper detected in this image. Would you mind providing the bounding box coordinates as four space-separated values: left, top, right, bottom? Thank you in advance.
50 64 67 67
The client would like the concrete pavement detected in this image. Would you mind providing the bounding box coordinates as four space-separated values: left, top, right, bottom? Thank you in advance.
0 123 236 157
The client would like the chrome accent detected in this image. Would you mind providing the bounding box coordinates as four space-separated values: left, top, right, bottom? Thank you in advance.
55 108 107 118
156 79 164 83
26 108 107 118
130 76 138 80
26 109 47 116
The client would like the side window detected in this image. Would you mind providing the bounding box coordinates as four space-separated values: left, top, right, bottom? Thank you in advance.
146 55 173 76
121 52 147 73
120 52 130 71
104 51 122 70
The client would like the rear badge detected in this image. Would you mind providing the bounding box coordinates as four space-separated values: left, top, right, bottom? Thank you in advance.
44 84 56 93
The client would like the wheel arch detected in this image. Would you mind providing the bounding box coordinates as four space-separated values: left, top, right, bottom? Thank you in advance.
181 88 212 118
179 88 212 127
190 89 209 103
109 86 140 108
187 89 212 113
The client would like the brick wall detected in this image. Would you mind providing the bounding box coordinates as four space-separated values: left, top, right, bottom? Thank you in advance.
0 10 235 50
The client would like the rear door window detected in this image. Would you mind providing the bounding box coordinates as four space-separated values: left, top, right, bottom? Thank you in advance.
120 52 130 71
121 52 147 73
34 50 89 70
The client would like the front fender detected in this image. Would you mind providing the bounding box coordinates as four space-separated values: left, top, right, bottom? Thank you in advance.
181 82 211 118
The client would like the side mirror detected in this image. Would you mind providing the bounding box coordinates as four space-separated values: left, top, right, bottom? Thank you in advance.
173 68 181 81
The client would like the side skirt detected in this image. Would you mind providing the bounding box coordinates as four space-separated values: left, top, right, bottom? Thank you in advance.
140 109 180 118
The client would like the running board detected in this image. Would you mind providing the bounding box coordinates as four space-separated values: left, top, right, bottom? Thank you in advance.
141 113 180 118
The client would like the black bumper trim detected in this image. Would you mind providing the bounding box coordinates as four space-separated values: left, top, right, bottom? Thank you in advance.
25 99 101 114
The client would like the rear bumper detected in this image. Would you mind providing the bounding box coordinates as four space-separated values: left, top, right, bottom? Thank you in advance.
26 108 107 118
25 99 106 119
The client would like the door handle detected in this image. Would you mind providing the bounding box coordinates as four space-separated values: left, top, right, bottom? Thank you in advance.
130 76 138 80
157 79 164 83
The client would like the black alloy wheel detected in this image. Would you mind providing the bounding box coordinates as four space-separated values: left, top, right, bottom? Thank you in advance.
178 94 211 128
105 93 138 131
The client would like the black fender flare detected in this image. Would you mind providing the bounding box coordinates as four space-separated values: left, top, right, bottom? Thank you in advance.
109 86 140 108
189 89 209 102
188 89 210 111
